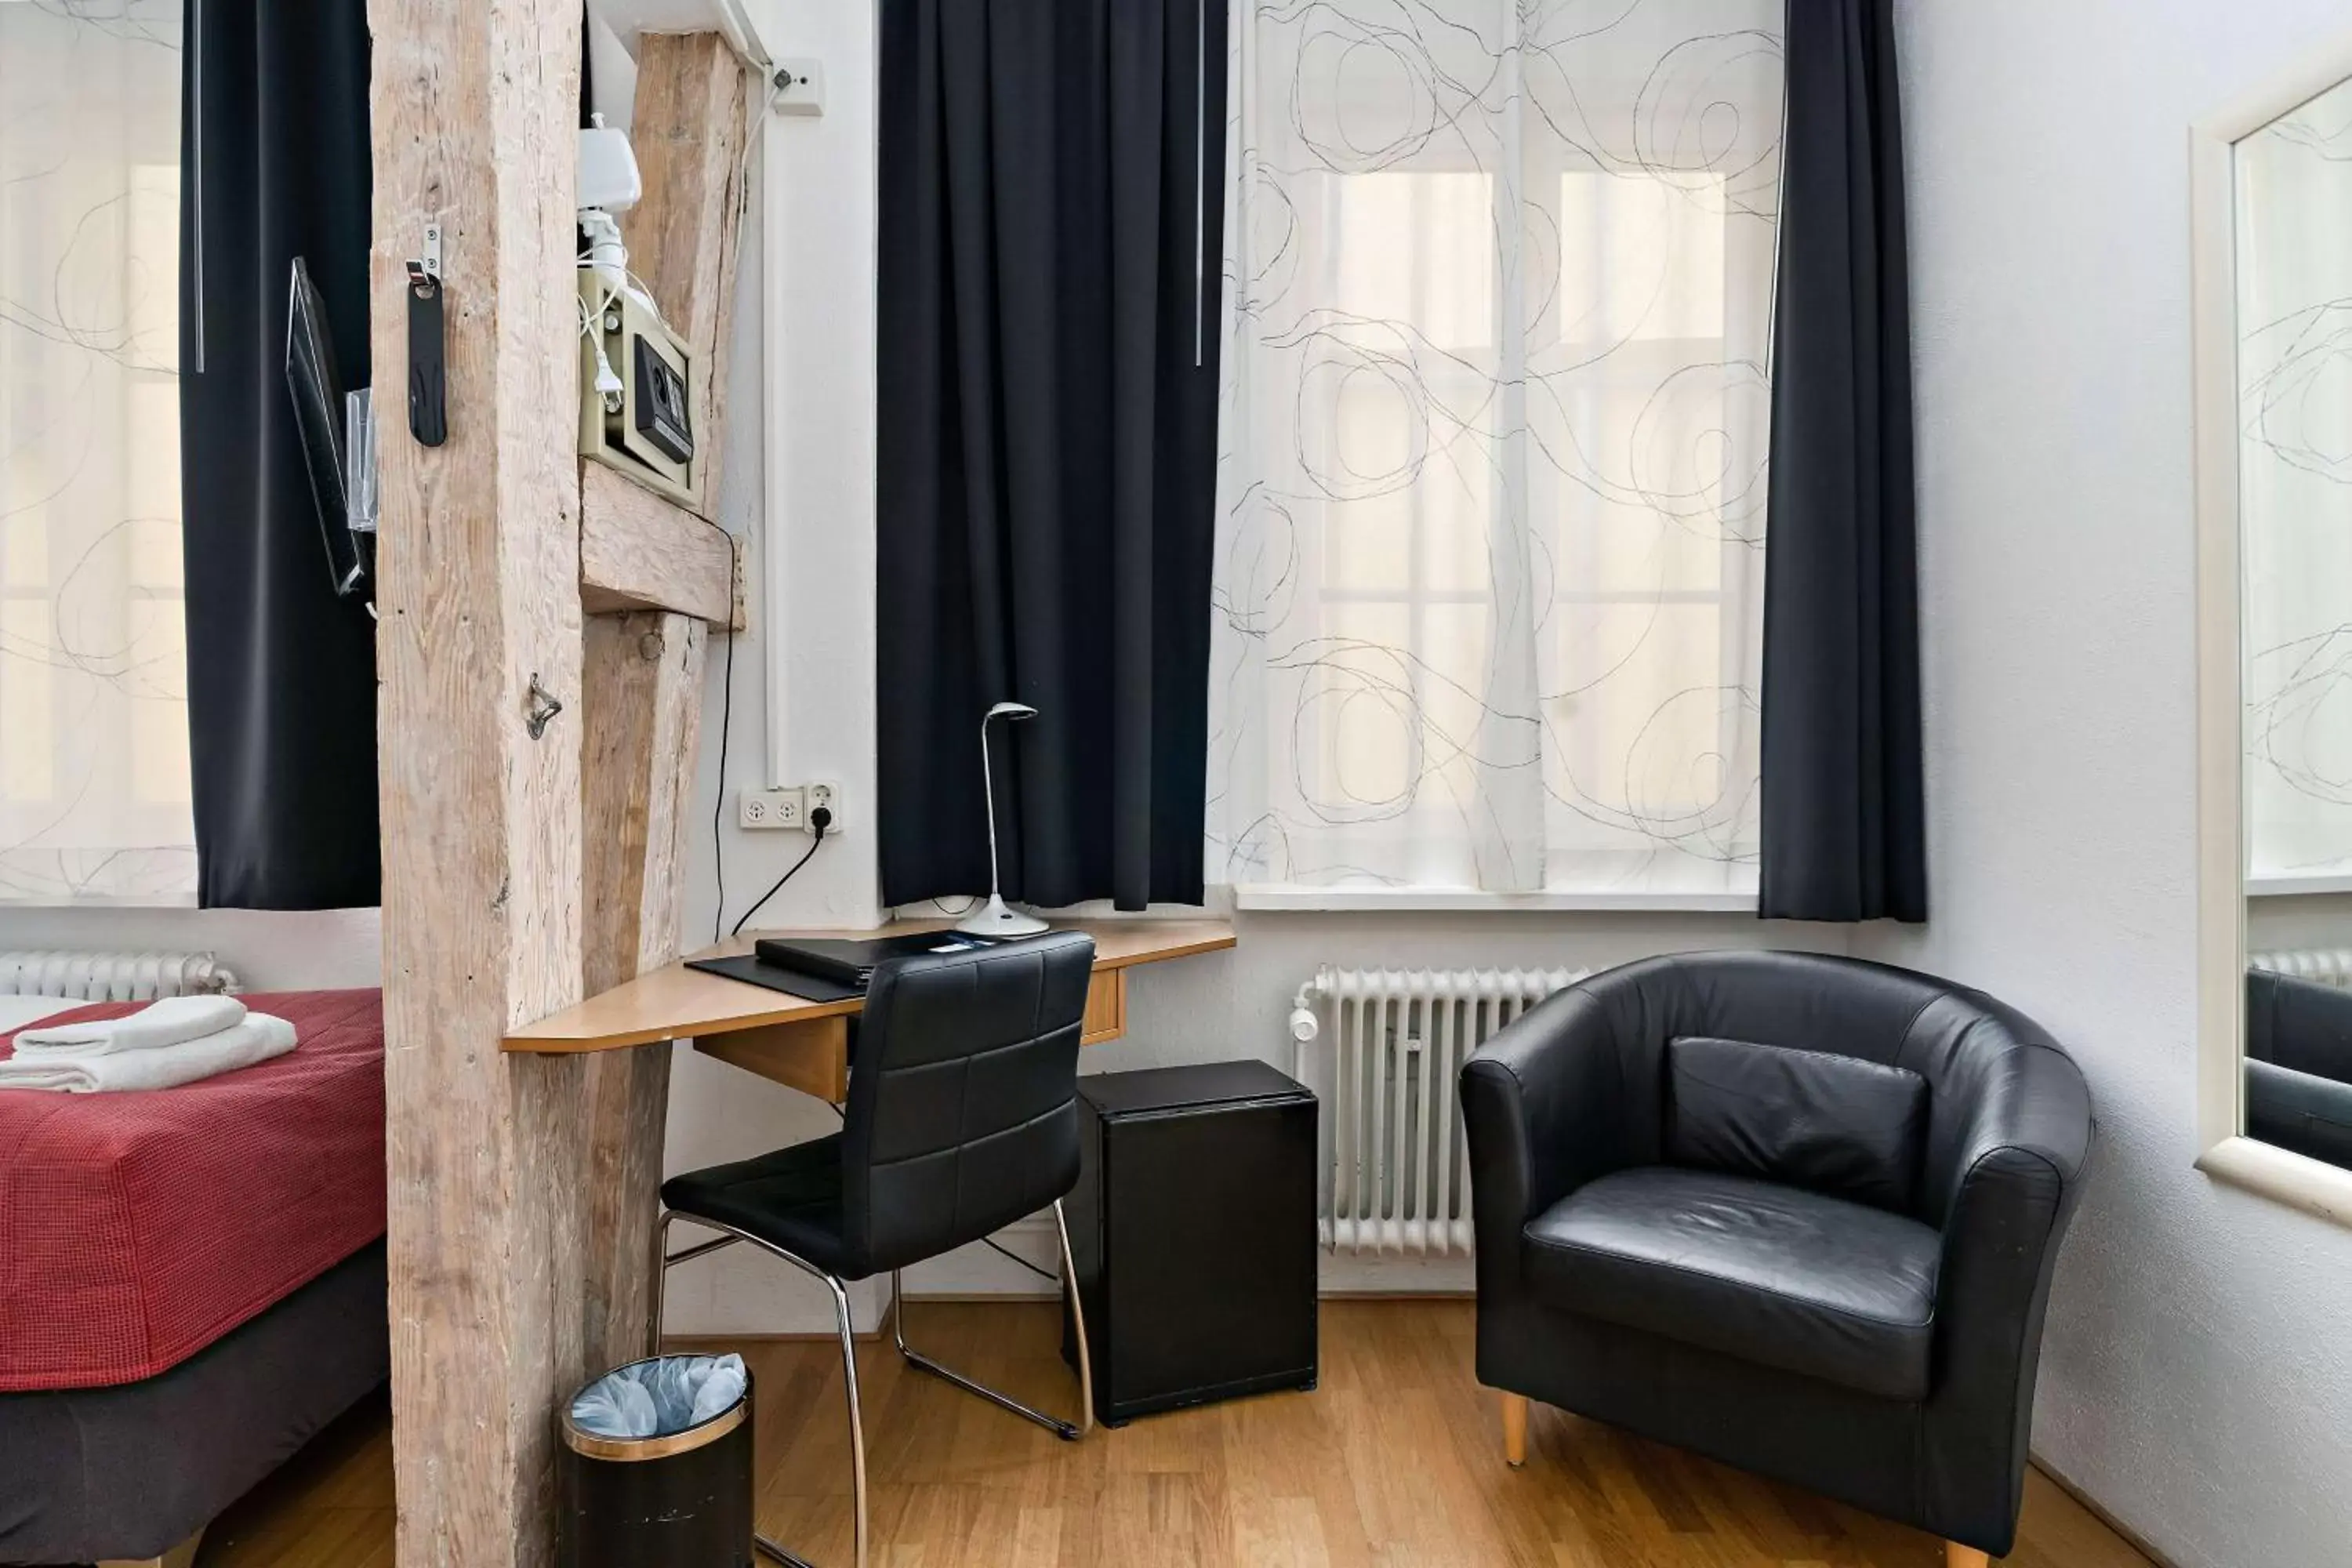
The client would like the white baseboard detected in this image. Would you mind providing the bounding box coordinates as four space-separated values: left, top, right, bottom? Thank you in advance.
1316 1253 1475 1295
660 1238 894 1335
900 1214 1063 1298
680 1207 1479 1333
900 1212 1475 1300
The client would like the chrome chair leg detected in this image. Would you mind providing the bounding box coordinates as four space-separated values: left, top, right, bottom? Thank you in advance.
836 1274 872 1568
753 1271 866 1568
1052 1199 1096 1437
648 1210 675 1358
654 1214 864 1568
651 1209 746 1355
890 1199 1094 1442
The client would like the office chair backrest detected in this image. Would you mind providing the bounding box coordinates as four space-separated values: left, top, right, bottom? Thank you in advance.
841 931 1096 1275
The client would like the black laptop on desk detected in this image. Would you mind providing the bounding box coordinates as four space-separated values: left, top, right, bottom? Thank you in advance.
753 931 1009 988
687 930 1010 1003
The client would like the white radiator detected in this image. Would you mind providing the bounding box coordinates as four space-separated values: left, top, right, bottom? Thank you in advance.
0 950 241 1001
2252 948 2352 988
1290 965 1588 1259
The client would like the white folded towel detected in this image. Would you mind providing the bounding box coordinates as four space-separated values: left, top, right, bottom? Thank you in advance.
0 1013 296 1093
13 994 248 1058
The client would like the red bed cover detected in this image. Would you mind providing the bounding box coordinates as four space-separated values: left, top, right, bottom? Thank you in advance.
0 989 384 1392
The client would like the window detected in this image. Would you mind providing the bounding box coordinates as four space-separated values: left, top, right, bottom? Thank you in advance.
0 1 194 902
1210 2 1784 897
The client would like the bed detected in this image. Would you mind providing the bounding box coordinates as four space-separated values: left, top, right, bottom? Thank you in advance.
0 989 389 1565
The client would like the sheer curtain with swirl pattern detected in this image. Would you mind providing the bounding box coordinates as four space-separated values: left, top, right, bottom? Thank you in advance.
0 1 194 902
1209 1 1784 895
2238 88 2352 887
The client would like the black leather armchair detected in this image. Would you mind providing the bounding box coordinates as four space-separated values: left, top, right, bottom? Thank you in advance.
1460 952 2092 1564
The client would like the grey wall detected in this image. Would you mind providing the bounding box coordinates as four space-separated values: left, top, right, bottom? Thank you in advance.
1867 5 2352 1565
2247 893 2352 957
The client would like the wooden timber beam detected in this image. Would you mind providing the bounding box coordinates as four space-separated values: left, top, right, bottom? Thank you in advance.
574 30 753 628
369 0 590 1562
579 459 739 625
623 32 751 526
575 31 753 1373
373 11 752 1555
578 609 705 1369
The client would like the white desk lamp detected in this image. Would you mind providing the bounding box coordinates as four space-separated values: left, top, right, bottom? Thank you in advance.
958 702 1050 937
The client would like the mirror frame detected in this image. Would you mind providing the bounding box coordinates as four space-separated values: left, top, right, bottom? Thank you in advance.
2192 35 2352 1226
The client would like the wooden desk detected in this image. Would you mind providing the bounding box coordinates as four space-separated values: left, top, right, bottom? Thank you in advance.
504 919 1234 1101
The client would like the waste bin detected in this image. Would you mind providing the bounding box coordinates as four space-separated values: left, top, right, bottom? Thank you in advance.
559 1355 755 1568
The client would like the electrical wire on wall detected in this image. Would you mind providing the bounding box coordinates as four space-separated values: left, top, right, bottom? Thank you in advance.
711 532 739 942
706 529 833 939
730 811 829 938
981 1236 1058 1283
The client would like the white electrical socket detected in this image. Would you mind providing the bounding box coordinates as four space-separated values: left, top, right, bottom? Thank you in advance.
741 783 840 834
739 786 806 831
804 781 842 836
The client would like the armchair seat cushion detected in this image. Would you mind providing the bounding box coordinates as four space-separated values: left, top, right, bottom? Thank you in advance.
1523 1167 1940 1402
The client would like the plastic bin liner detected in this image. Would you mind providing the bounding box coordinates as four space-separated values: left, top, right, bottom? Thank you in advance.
569 1353 747 1439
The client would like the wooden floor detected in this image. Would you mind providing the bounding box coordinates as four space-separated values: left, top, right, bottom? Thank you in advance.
195 1301 2151 1568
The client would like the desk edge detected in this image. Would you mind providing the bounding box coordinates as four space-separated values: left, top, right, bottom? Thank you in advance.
501 926 1236 1054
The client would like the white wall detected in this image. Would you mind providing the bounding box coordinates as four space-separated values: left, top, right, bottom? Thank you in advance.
2247 892 2352 957
1871 5 2352 1565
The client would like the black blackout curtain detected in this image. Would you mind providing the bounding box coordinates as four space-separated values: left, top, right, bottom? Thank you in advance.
877 0 1229 911
1758 0 1928 923
180 0 379 909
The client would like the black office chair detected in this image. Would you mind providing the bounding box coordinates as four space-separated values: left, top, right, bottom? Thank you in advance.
651 931 1098 1568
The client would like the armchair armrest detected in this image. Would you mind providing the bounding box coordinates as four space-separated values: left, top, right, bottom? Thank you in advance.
1926 1028 2094 1230
1922 1029 2092 1500
1459 985 1653 1287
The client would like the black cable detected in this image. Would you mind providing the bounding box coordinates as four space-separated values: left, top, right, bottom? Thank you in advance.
711 539 739 944
729 815 828 938
579 1 595 127
982 1235 1059 1283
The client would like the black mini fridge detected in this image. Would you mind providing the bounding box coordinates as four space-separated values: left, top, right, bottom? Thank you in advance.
1062 1059 1318 1425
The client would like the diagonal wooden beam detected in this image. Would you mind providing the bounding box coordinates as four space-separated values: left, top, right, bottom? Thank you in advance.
579 459 739 625
622 31 752 524
579 609 706 1367
576 31 753 1374
575 31 750 624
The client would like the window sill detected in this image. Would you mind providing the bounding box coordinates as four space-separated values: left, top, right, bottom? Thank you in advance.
0 894 200 911
1232 885 1759 915
2197 1136 2352 1230
2248 873 2352 898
